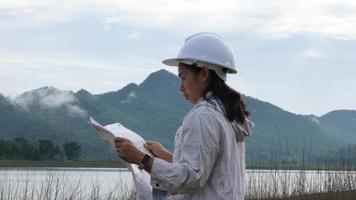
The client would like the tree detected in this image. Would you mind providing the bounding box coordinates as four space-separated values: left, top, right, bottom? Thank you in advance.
14 137 29 159
63 141 81 160
23 142 41 160
38 140 62 160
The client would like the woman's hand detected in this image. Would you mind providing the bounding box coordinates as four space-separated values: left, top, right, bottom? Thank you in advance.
144 140 173 162
115 137 144 164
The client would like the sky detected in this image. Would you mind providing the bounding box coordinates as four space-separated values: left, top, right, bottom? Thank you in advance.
0 0 355 116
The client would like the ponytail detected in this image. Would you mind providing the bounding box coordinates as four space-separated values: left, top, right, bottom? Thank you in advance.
185 64 249 124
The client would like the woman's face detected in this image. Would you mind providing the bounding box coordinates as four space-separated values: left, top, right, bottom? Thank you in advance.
178 64 209 104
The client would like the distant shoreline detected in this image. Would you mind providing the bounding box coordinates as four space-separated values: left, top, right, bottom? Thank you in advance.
0 160 127 168
1 160 354 171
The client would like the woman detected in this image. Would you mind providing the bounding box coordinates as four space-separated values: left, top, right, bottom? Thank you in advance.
115 32 253 200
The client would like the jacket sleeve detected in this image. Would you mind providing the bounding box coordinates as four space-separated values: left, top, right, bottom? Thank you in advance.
150 110 221 194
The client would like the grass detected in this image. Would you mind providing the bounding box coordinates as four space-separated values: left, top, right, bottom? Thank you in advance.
0 168 136 200
0 165 355 200
260 190 356 200
246 168 356 200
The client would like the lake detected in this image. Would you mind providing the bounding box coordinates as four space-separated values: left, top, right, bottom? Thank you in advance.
1 167 355 199
0 167 134 199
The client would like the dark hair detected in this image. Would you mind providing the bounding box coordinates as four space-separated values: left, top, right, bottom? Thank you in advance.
185 64 249 124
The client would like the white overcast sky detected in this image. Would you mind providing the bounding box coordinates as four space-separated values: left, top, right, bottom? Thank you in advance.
0 0 355 116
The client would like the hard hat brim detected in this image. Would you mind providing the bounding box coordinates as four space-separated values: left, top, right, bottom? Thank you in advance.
162 58 237 74
162 58 180 67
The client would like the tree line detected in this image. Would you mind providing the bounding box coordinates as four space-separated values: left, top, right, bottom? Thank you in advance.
317 145 356 168
0 138 81 161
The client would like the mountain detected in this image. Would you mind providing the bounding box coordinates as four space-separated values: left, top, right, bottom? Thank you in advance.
318 110 356 145
11 87 114 159
308 110 356 166
81 70 191 150
0 69 354 164
317 144 356 166
0 93 67 141
244 98 344 165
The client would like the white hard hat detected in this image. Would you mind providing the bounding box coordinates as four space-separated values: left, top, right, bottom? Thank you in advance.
162 32 237 81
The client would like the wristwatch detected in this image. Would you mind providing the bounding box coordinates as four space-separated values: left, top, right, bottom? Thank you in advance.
139 154 152 169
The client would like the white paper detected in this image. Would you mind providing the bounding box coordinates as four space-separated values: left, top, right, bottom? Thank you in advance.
89 117 152 200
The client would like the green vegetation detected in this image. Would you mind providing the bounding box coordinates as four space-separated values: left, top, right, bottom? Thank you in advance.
318 144 356 168
0 137 81 161
319 110 356 144
63 141 82 161
0 69 355 166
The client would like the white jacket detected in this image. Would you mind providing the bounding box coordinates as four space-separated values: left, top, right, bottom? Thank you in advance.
150 96 253 200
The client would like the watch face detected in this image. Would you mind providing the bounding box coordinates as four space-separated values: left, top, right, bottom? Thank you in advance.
140 154 151 169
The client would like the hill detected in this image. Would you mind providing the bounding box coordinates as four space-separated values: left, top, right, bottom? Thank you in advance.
0 70 354 164
319 110 356 144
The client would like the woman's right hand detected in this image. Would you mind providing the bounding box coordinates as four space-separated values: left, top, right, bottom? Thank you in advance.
144 140 173 163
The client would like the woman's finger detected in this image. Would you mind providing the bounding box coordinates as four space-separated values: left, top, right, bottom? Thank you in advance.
115 141 123 149
144 145 152 151
115 137 126 143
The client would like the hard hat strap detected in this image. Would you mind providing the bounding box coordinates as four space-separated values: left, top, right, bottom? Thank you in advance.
181 60 227 81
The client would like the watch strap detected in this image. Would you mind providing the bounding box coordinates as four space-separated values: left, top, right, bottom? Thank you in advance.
139 154 151 169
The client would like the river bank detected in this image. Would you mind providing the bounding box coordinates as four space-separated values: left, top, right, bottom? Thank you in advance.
258 189 356 200
0 160 127 168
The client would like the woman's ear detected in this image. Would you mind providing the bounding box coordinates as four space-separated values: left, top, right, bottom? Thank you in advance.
201 66 210 82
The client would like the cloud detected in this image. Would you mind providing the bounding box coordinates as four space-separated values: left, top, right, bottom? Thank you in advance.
127 31 142 39
1 0 355 40
255 1 356 40
14 87 88 118
38 89 76 108
0 53 145 73
302 48 324 59
0 52 158 97
66 104 88 118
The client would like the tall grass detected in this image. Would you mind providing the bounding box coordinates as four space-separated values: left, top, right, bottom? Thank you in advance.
246 167 356 200
0 166 355 200
0 169 136 200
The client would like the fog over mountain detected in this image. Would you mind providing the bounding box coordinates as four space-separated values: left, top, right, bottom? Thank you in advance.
0 69 354 163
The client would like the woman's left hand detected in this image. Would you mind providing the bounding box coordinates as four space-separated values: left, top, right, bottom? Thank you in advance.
115 137 144 164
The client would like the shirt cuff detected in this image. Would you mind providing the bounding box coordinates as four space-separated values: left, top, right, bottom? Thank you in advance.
150 157 171 191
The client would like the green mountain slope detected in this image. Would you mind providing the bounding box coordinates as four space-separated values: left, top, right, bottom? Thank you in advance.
0 70 353 164
319 110 356 145
90 70 190 149
245 98 343 164
11 87 114 159
0 94 71 144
